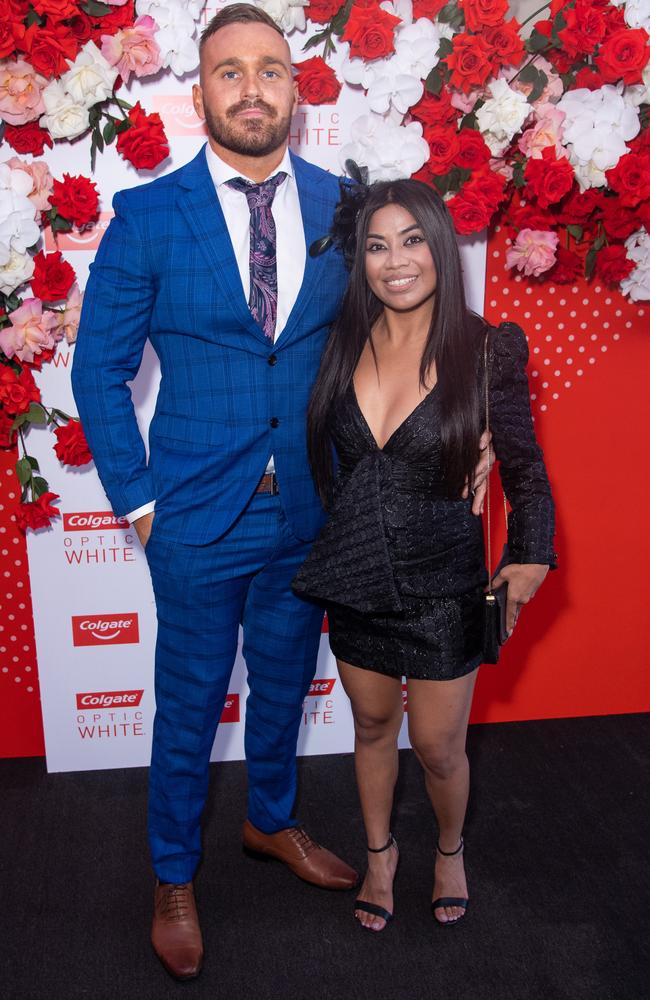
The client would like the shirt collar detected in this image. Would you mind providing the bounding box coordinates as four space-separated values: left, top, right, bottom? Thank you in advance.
204 143 293 190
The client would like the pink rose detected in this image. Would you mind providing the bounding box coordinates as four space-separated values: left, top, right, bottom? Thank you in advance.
505 228 559 277
0 59 48 127
0 297 61 363
508 56 564 106
518 104 566 160
6 157 53 211
101 16 162 82
450 87 483 114
52 283 83 345
490 156 514 181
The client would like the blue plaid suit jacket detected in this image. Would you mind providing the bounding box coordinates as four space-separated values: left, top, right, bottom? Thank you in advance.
72 147 348 545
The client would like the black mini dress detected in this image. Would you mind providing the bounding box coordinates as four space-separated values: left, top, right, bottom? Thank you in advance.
293 321 556 681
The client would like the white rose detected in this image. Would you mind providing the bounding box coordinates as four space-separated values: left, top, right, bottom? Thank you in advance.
558 84 640 188
0 164 40 266
367 68 422 117
257 0 310 33
620 227 650 301
394 18 442 81
340 115 429 182
624 0 650 31
40 80 90 140
61 41 118 108
0 248 35 295
137 0 196 33
156 28 200 76
626 62 650 107
476 78 530 144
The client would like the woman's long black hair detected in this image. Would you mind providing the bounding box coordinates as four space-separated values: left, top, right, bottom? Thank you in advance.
307 178 484 506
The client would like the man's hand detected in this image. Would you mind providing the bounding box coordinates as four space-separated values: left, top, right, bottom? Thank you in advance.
463 430 494 515
132 511 155 548
490 563 549 635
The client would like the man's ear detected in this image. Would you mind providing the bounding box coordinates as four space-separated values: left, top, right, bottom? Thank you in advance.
192 83 205 121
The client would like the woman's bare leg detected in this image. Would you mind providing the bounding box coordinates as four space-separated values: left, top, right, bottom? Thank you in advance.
407 668 478 924
337 659 403 931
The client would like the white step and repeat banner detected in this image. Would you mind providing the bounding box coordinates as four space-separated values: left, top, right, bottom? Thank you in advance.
9 5 487 772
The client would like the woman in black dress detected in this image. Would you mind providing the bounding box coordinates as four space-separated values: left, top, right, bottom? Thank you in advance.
293 179 555 931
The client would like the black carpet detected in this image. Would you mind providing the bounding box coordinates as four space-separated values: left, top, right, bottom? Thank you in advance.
1 714 648 1000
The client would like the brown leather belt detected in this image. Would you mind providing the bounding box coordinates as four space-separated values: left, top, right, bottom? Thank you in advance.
256 472 280 495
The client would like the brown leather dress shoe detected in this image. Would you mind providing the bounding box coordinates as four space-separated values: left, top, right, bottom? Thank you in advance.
242 819 358 890
151 881 203 980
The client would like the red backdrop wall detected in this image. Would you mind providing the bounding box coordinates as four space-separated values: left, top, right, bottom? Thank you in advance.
1 223 648 758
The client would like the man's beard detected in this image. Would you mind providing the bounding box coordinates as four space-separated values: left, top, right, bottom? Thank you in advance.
204 100 292 158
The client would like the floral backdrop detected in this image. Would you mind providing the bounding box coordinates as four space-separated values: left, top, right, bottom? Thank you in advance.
0 0 649 529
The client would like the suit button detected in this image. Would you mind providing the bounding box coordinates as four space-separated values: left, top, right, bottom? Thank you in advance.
270 417 279 428
268 354 277 366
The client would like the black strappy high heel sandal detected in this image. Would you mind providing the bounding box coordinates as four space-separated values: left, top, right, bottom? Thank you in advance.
431 837 468 926
354 833 399 930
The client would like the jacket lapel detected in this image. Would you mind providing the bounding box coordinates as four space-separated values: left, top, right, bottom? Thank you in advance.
177 147 267 345
275 153 338 348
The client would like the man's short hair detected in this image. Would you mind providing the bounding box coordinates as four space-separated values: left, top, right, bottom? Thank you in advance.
200 3 285 50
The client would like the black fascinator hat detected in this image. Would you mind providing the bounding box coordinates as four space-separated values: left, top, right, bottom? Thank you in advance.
309 160 370 270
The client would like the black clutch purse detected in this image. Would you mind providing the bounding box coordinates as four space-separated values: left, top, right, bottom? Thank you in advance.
482 332 510 666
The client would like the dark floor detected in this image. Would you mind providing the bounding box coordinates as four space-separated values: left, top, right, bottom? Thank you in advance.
1 713 649 1000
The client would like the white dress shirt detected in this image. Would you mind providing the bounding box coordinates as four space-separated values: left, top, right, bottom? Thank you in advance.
126 144 306 525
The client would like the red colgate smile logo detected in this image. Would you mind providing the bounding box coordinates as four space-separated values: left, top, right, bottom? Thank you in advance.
72 614 140 646
306 678 335 696
151 95 207 136
63 511 129 532
44 213 114 252
76 689 144 709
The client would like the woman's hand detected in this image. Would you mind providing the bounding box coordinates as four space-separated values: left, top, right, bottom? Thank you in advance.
489 563 549 635
463 430 493 515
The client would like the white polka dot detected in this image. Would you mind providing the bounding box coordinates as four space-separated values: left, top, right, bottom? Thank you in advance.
531 393 537 400
532 370 539 377
524 311 531 319
568 334 575 341
570 310 577 318
577 369 584 376
14 676 21 683
492 249 500 258
545 334 553 342
590 333 598 341
502 312 508 319
540 404 548 411
571 286 579 294
534 323 542 330
27 686 33 693
615 309 622 317
549 287 556 294
567 358 573 365
556 347 563 353
593 310 599 318
601 345 608 352
491 275 498 283
605 297 612 305
603 322 610 329
533 346 540 353
547 311 554 319
559 298 566 306
580 322 587 329
595 285 602 294
589 357 596 364
639 309 645 316
558 323 564 330
552 393 559 400
490 300 497 307
625 321 632 328
536 299 543 306
542 381 549 388
544 358 550 365
554 370 561 377
513 299 520 307
613 333 621 341
564 381 572 388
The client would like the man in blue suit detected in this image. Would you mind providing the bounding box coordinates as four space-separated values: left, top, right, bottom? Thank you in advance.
72 4 357 980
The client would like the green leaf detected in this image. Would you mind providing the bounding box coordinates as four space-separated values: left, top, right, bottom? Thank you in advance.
566 224 583 242
512 161 526 189
425 66 443 95
330 0 353 35
585 245 598 280
32 476 49 499
16 457 32 486
88 104 102 129
438 1 464 28
302 31 329 52
103 120 116 145
81 0 112 16
4 293 22 313
51 408 74 422
25 403 46 425
594 233 606 252
25 7 46 27
517 63 548 104
461 112 477 131
51 214 72 234
526 28 551 54
11 413 29 430
437 37 453 60
27 455 40 471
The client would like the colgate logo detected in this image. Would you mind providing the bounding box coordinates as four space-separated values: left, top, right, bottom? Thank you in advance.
64 511 129 532
307 678 335 696
221 694 240 723
152 95 207 136
76 689 144 709
72 613 140 646
44 212 114 252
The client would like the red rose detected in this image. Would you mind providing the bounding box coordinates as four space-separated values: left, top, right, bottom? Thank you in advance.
455 128 491 170
411 162 436 186
53 420 92 467
31 251 76 303
595 245 635 285
606 152 650 208
533 19 574 74
547 246 584 284
65 14 94 46
602 4 627 39
559 1 606 58
447 191 492 235
32 0 78 17
484 19 525 72
88 0 135 41
507 201 556 234
22 22 80 78
306 0 343 24
446 33 493 93
524 147 575 209
293 56 341 105
50 174 99 229
15 491 60 532
463 165 507 212
410 90 459 126
424 124 461 175
24 345 55 371
412 0 448 17
116 102 169 171
557 186 603 224
571 66 605 91
0 408 17 448
597 28 650 85
340 4 401 61
0 9 25 59
460 0 508 33
3 120 53 156
599 202 638 240
0 365 40 415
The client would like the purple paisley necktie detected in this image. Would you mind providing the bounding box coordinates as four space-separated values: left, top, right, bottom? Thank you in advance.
227 172 287 339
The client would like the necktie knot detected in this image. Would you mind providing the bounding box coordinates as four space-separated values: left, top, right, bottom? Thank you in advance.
227 172 287 210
